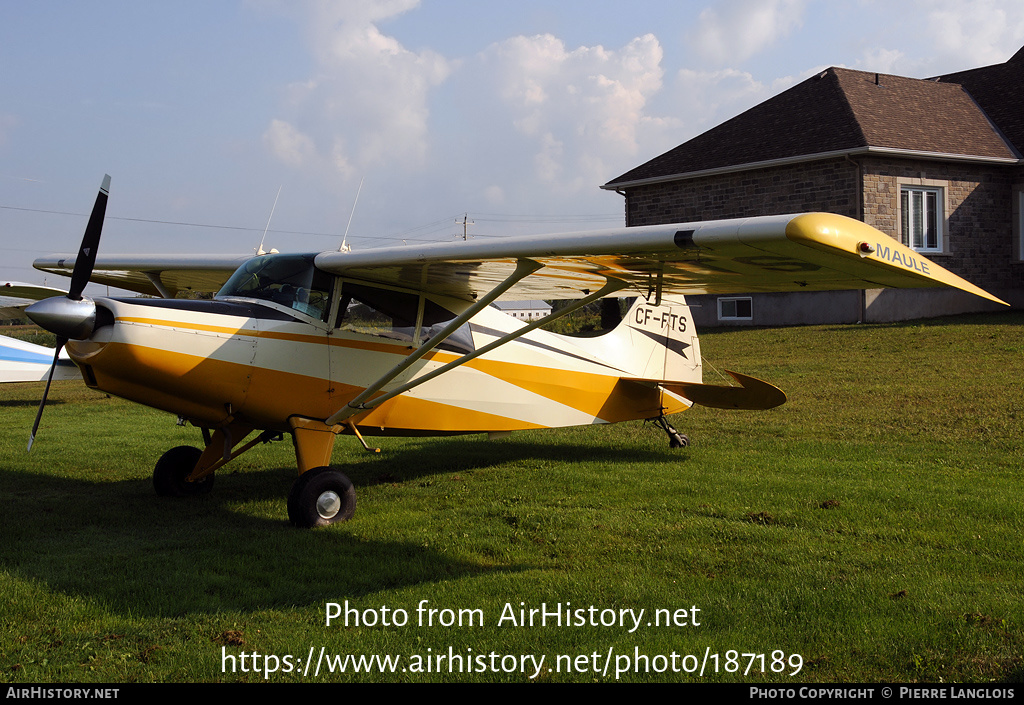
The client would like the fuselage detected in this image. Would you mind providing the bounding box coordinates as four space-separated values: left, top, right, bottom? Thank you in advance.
65 289 690 437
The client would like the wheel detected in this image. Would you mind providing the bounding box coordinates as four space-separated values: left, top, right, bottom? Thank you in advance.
669 432 690 449
153 445 214 497
287 467 356 528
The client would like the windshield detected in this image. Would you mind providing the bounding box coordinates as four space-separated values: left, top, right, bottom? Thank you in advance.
217 254 333 322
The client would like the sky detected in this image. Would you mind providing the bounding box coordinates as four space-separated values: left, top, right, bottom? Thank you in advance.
2 0 1023 291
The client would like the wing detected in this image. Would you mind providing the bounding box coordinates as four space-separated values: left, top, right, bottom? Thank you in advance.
32 254 253 298
0 282 71 320
0 334 78 383
1 282 69 300
30 213 1004 304
0 304 30 321
314 213 1005 304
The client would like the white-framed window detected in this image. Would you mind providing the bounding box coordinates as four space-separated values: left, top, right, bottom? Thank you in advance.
718 296 752 321
899 184 944 253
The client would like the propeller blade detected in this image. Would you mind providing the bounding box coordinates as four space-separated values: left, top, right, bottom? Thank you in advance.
27 337 66 451
67 174 110 301
27 174 110 451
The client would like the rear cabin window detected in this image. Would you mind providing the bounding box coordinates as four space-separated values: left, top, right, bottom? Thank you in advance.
335 282 474 353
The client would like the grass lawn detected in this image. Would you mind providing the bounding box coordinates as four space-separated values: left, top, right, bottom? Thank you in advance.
0 313 1021 683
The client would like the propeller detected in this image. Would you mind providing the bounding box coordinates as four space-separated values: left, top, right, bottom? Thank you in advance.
26 174 110 450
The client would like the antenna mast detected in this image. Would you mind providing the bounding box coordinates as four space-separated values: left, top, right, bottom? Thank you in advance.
256 185 282 256
340 177 364 252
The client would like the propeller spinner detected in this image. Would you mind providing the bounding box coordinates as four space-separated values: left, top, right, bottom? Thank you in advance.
25 174 110 450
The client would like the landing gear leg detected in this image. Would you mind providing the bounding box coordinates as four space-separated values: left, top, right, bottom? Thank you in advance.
652 415 689 449
286 417 356 527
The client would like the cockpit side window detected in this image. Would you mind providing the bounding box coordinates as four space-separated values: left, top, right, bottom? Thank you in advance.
335 283 419 337
335 282 474 353
217 254 333 322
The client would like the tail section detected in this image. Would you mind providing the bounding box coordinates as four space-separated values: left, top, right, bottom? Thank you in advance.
564 296 785 412
582 295 702 385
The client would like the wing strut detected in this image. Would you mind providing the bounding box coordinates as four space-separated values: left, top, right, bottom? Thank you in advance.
327 258 542 423
143 272 174 299
326 274 629 425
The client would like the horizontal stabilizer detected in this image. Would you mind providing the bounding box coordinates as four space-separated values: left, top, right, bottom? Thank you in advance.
652 370 787 410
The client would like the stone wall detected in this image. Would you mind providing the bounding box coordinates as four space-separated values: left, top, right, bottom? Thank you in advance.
860 157 1022 290
617 155 1022 325
624 158 858 226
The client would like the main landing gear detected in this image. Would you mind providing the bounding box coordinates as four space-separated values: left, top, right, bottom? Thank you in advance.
652 415 689 449
152 419 358 529
287 467 357 528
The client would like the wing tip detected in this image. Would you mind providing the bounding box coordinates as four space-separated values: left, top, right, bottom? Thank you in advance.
785 213 1008 306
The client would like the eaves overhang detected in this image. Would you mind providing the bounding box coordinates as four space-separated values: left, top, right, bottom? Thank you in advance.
601 146 1022 191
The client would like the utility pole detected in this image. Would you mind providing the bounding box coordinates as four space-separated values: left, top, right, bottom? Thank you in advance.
456 213 474 240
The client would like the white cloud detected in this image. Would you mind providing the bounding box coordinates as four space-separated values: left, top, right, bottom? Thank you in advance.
535 132 565 183
672 67 771 134
857 48 906 75
479 33 671 190
262 119 317 168
688 0 807 66
847 0 1024 77
265 0 450 178
924 0 1024 67
483 185 505 205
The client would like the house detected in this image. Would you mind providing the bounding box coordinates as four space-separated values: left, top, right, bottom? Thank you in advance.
493 300 553 321
602 47 1024 326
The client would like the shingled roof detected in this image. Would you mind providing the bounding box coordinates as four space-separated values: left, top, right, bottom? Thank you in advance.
604 50 1023 189
936 46 1024 156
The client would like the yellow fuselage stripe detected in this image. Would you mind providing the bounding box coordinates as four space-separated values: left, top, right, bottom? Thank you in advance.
86 314 688 432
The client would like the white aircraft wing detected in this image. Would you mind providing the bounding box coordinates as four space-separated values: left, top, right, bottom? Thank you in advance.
32 254 253 298
1 282 69 300
31 213 1004 305
0 283 79 380
0 282 71 320
0 334 79 383
313 213 1005 304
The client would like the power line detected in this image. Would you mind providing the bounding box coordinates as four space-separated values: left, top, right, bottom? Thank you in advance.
0 203 624 248
472 212 621 223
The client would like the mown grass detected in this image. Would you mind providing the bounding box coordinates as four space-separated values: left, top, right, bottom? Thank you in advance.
0 313 1021 683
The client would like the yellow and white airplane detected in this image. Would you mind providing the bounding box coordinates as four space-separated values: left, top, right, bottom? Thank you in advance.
25 176 1005 527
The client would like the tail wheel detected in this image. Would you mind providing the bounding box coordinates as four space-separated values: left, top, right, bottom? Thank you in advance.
651 415 690 450
288 467 356 528
669 432 690 448
153 445 214 497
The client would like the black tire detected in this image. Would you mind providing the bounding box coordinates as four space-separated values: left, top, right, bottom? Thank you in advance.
153 445 214 497
669 433 690 449
288 467 356 528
